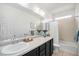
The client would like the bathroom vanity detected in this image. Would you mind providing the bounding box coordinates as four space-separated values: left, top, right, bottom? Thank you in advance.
23 38 53 56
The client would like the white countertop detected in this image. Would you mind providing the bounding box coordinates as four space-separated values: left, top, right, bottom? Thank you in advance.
0 36 53 56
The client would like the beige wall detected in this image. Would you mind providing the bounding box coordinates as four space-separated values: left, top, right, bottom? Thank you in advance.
58 17 75 42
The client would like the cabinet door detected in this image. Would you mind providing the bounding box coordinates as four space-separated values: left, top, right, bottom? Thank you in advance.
46 39 53 56
39 50 45 56
50 39 53 55
46 41 50 56
23 48 37 56
39 44 46 56
39 44 45 51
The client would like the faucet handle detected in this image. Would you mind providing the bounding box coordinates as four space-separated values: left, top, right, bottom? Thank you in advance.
14 35 16 37
13 35 16 40
24 33 27 35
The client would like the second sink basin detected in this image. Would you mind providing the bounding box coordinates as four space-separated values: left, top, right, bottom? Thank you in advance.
1 42 29 54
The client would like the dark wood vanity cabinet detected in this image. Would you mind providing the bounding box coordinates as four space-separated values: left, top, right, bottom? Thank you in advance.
23 38 53 56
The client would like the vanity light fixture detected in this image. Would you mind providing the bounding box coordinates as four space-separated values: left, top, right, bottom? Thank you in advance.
18 3 29 8
33 6 45 17
42 18 53 23
55 15 73 20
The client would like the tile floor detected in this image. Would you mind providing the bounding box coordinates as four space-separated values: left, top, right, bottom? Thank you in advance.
52 49 77 56
52 41 79 56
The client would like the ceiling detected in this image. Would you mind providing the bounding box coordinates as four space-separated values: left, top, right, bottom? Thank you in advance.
29 3 74 13
18 3 75 17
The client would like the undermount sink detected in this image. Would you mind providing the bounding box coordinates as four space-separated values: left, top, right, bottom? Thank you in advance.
1 42 29 54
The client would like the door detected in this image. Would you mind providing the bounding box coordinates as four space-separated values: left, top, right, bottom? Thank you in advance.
58 17 76 42
49 21 59 45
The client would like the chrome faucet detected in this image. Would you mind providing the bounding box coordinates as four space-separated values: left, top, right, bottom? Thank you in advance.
24 33 27 37
11 34 17 44
12 34 16 40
